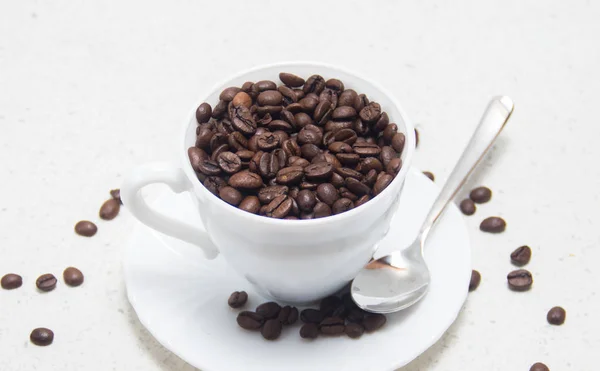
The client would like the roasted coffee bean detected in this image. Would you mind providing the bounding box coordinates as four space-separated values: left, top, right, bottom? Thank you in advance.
385 157 402 176
219 186 243 206
232 106 257 135
299 181 318 190
109 188 122 204
391 132 406 153
470 186 492 203
256 114 273 127
293 89 305 100
480 216 506 233
247 135 259 152
197 159 221 176
338 89 357 107
316 183 339 206
319 317 345 335
257 90 283 106
345 323 365 339
63 267 84 287
278 86 297 105
255 132 279 151
99 198 120 220
326 119 354 133
296 190 317 212
530 363 550 371
304 162 333 180
36 273 57 292
357 157 383 174
276 166 304 185
339 187 358 201
459 199 476 215
380 146 397 167
332 198 354 214
346 177 370 196
289 157 310 169
261 319 282 340
75 221 97 237
363 169 378 187
279 72 305 87
547 306 566 325
313 152 341 169
257 105 283 116
329 128 358 146
189 147 209 172
303 74 326 95
325 78 344 92
332 106 357 120
336 153 361 167
469 270 481 291
511 245 532 266
264 195 293 218
300 323 319 339
278 305 299 325
313 202 332 218
423 171 434 181
30 328 54 346
217 152 242 174
237 311 264 330
210 143 230 162
1 273 22 290
319 88 338 108
363 313 386 332
219 87 241 102
241 81 259 98
229 170 263 190
239 196 261 214
212 99 228 118
294 112 313 128
258 152 281 178
354 93 368 112
228 132 249 151
313 101 333 125
195 127 214 150
359 102 381 122
330 173 345 188
301 309 324 324
373 173 393 195
282 139 301 158
328 141 353 153
382 123 398 143
280 109 296 126
196 102 212 124
346 308 366 323
232 91 252 108
228 291 248 308
204 176 226 195
256 302 282 319
258 185 288 204
355 195 370 207
237 149 255 165
300 144 321 161
507 269 533 291
297 127 323 145
372 112 389 133
336 167 363 180
255 80 277 91
299 96 319 113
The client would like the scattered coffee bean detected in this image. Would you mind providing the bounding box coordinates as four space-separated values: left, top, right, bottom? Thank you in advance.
530 363 550 371
63 267 84 287
261 319 283 340
256 302 281 319
319 317 345 335
109 188 122 204
301 308 324 324
507 269 533 291
277 305 299 325
511 245 532 266
74 220 97 237
1 273 22 290
190 73 406 218
36 273 57 292
547 306 566 325
345 323 365 339
469 270 481 291
469 186 492 203
237 311 264 330
228 291 248 308
480 216 506 233
423 171 434 181
300 323 319 339
99 198 120 220
363 313 386 332
459 199 476 215
30 328 54 346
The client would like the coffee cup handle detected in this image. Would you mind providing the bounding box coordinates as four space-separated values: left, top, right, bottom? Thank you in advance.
121 162 219 260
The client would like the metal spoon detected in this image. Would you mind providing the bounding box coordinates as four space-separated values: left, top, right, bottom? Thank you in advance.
351 96 514 313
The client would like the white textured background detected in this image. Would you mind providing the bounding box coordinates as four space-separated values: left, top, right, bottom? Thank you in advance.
1 1 599 370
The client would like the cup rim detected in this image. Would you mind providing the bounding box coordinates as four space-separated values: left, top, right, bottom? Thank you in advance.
180 61 416 227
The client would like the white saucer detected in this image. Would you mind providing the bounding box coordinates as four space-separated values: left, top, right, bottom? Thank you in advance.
123 168 471 371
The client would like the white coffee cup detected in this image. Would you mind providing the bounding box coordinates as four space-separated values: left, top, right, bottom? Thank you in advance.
121 62 415 304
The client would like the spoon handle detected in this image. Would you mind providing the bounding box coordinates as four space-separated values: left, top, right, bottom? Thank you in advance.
418 96 514 242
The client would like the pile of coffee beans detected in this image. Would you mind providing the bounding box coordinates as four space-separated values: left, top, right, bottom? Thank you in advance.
230 290 385 341
189 72 407 219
